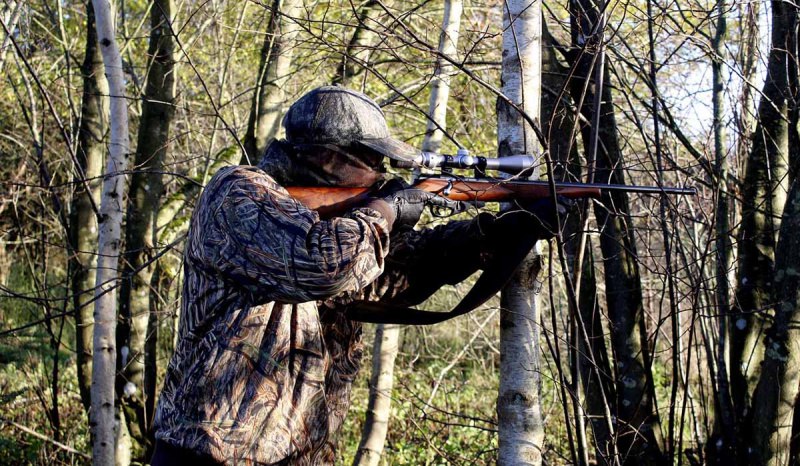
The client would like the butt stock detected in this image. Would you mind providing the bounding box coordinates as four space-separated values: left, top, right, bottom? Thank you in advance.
285 186 373 218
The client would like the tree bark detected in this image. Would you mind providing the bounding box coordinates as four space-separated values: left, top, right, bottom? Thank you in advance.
352 324 401 466
421 0 462 154
749 179 800 465
353 5 462 463
542 24 616 462
731 0 794 444
708 0 738 462
592 66 665 466
0 0 21 74
332 0 378 87
734 0 760 165
243 0 304 163
566 1 665 462
117 0 176 460
748 5 800 462
496 1 544 465
71 0 108 415
90 0 131 464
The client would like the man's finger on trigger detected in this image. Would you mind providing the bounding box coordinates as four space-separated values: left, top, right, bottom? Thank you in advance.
428 195 466 213
447 199 467 213
457 202 469 213
425 194 453 208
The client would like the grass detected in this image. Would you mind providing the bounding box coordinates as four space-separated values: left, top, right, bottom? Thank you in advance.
0 258 576 465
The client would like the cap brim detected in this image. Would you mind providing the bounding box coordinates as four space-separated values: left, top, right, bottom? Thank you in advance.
356 138 422 164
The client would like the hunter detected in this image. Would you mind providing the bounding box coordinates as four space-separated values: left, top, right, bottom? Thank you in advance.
151 86 559 465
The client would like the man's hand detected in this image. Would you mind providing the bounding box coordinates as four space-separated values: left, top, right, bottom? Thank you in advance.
516 196 577 238
485 196 576 241
375 179 465 228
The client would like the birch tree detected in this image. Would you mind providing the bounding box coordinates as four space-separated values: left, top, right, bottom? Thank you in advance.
352 324 401 466
0 0 21 74
117 0 176 458
496 1 544 464
353 4 462 464
731 1 794 448
71 0 108 414
243 0 305 163
90 0 131 464
421 0 462 154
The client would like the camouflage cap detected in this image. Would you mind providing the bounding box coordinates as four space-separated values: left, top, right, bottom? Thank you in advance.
282 86 421 163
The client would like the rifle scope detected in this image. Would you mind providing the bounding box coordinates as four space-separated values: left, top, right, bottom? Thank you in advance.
412 152 537 175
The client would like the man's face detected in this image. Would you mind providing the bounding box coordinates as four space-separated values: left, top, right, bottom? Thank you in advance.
290 143 386 187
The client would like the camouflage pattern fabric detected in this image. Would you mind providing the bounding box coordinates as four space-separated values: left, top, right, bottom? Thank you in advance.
153 164 506 465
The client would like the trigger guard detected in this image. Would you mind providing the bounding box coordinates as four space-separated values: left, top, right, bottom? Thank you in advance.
430 205 449 218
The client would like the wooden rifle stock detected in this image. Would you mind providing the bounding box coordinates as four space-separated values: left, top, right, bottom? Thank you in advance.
286 178 695 217
285 178 606 218
284 186 374 218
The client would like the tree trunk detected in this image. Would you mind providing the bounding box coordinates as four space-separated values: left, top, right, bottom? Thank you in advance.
0 1 21 74
592 66 665 466
71 0 108 415
352 324 401 466
353 5 462 463
421 0 462 154
566 1 665 462
117 0 176 460
708 0 738 462
90 0 131 464
749 179 800 465
243 0 304 163
748 5 800 462
332 0 378 87
496 1 544 465
542 24 616 461
731 0 794 444
735 0 760 165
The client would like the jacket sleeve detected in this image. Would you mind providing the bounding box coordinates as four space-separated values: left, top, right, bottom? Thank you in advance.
191 166 392 303
375 215 494 306
343 209 549 308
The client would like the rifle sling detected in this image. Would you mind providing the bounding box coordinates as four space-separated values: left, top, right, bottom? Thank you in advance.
345 230 539 325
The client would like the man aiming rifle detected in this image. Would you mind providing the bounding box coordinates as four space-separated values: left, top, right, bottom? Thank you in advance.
150 86 564 465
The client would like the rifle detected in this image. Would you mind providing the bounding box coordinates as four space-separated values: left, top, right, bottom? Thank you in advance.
286 153 696 218
287 152 695 324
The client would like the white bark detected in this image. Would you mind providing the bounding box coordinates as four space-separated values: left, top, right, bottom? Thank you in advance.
353 6 463 464
0 1 22 74
422 0 463 154
352 324 401 466
90 1 130 464
246 0 305 161
353 6 463 466
496 1 543 465
115 407 131 466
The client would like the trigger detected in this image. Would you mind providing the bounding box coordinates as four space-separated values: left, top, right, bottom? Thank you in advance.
431 205 448 218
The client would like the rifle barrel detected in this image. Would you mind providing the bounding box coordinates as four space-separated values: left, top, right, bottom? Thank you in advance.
550 181 696 196
421 176 698 196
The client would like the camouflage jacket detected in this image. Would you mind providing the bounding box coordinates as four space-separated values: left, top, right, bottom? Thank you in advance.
153 165 498 465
